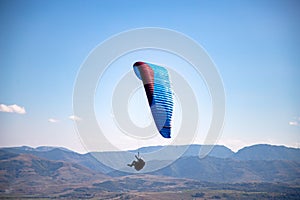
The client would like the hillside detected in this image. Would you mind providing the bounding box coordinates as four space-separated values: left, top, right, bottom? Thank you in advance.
0 151 108 196
1 146 113 173
149 156 300 183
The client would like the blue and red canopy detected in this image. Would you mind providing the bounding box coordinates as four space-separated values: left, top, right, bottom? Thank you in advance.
133 61 173 138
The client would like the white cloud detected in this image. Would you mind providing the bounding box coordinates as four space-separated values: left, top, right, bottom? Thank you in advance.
69 115 82 121
48 118 59 123
289 121 299 126
0 104 26 114
289 116 300 126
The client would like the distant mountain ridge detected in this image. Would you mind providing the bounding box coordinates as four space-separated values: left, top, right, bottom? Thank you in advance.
233 144 300 161
1 146 113 173
1 144 300 182
5 145 72 152
1 144 300 198
3 143 299 161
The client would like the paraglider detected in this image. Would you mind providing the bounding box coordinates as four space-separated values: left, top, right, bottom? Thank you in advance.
133 61 173 138
127 152 145 171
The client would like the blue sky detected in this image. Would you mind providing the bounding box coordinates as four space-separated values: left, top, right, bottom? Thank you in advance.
0 0 299 152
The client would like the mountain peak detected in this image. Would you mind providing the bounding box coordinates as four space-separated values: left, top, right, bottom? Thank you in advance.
234 144 300 161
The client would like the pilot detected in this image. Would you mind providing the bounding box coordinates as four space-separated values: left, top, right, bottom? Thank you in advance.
127 154 145 171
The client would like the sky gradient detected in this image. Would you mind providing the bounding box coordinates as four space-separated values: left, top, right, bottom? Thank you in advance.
0 0 299 152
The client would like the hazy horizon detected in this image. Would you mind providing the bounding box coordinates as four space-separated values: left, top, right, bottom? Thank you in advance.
1 142 299 154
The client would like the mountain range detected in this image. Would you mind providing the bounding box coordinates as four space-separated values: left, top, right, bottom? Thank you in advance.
1 144 300 199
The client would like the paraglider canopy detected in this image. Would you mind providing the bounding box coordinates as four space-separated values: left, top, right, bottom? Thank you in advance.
133 61 173 138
